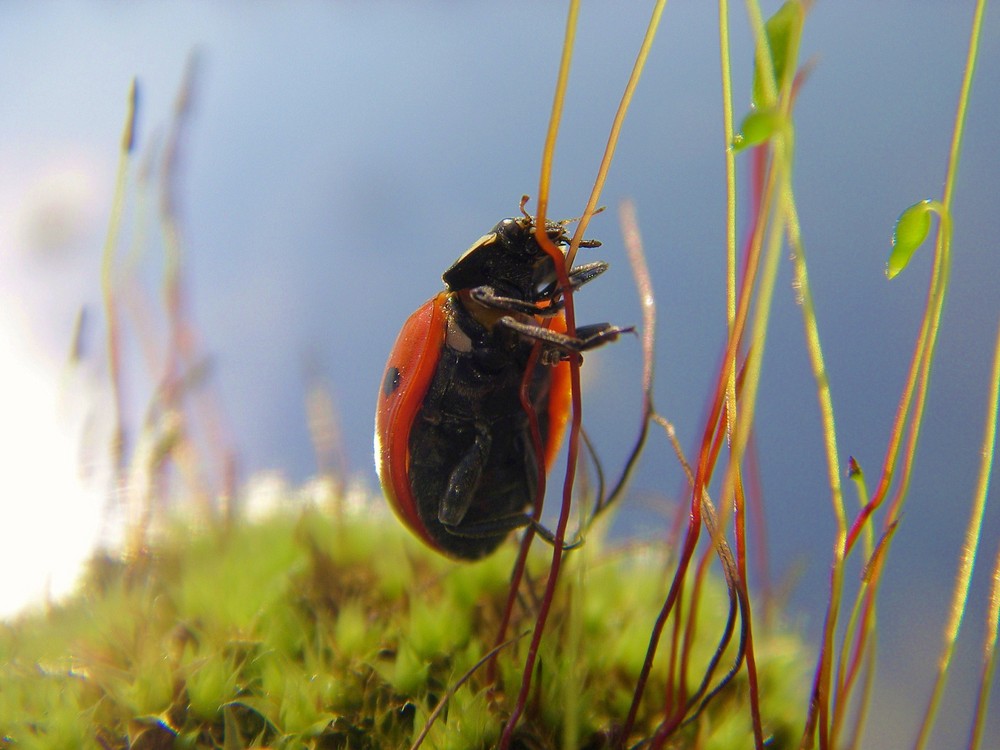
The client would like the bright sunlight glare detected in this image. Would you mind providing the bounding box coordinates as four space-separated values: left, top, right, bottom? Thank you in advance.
0 155 108 619
0 323 103 618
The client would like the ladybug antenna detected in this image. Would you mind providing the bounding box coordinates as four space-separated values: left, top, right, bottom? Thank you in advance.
557 205 607 227
551 207 605 249
516 197 556 241
515 198 602 247
518 195 532 220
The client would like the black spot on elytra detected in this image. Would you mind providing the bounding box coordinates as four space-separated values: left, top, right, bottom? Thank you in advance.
383 366 401 397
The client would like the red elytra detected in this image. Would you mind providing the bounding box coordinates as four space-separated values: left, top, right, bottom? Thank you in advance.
374 216 625 560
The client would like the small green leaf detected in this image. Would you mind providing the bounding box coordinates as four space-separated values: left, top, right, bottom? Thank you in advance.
187 654 237 719
391 643 429 696
732 108 785 151
752 1 805 108
887 200 934 279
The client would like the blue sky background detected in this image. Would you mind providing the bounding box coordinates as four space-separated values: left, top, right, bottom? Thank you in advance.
1 2 998 747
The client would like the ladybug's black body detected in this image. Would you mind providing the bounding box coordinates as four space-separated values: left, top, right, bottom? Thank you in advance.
375 215 627 560
405 293 560 559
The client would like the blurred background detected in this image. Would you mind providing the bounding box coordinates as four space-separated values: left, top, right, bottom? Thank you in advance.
1 2 997 747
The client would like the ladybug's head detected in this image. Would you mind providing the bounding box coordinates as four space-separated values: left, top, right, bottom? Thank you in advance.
443 217 575 301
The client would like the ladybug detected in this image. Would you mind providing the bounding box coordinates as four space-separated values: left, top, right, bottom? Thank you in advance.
374 214 628 560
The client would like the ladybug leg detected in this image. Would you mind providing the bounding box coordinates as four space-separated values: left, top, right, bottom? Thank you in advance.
438 422 492 527
529 520 584 551
468 261 610 316
469 286 562 317
498 317 634 359
537 261 609 298
443 511 583 551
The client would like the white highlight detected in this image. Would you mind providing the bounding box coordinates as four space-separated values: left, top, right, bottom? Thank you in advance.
0 325 103 618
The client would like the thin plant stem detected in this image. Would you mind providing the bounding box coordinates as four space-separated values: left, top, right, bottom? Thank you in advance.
831 468 876 745
915 312 999 748
718 0 739 482
486 0 582 689
844 0 985 554
410 633 527 750
592 199 655 519
566 0 667 267
498 2 581 744
533 0 580 230
504 2 665 744
101 80 138 553
969 542 1000 750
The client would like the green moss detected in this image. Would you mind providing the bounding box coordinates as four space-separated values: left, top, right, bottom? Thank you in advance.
0 505 807 748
